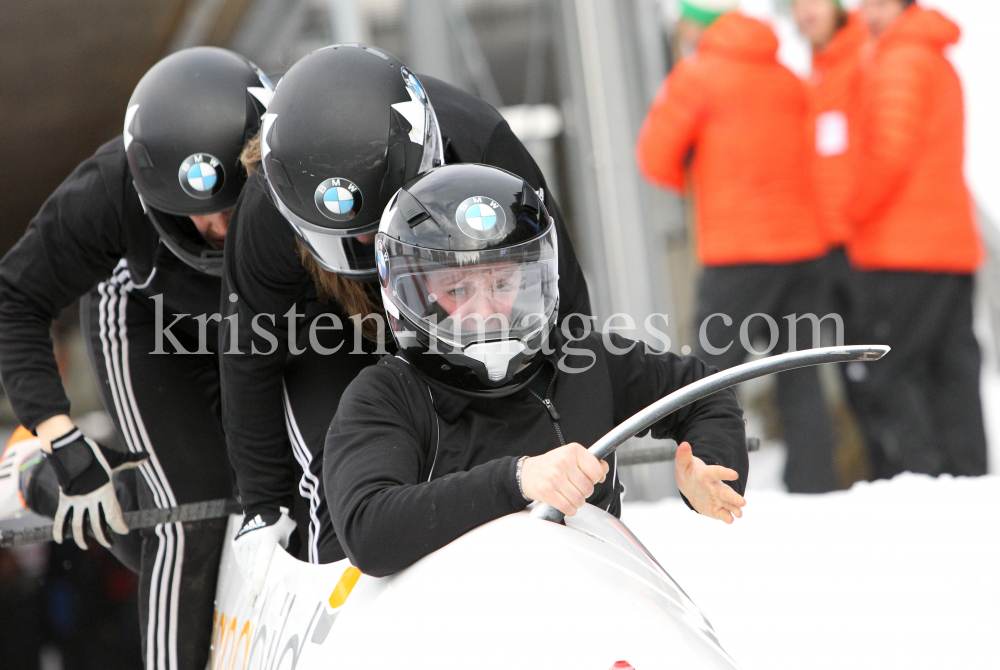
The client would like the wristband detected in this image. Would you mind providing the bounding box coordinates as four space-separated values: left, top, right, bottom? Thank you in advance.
515 456 530 502
50 427 84 450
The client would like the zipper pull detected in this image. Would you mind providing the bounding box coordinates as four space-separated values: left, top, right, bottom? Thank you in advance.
541 398 561 421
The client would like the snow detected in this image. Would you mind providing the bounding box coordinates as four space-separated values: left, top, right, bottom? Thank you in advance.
622 473 1000 670
680 279 1000 666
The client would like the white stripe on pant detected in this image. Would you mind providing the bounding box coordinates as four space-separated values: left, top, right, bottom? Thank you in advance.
282 382 322 565
97 261 184 670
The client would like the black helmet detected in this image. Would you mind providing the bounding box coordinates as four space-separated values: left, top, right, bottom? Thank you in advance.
377 164 559 397
124 47 273 275
261 44 444 280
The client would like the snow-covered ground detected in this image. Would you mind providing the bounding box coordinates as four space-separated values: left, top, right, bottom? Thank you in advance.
623 473 1000 670
683 270 1000 669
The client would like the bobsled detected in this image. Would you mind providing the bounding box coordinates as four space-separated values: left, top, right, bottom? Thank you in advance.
210 503 739 670
210 346 889 670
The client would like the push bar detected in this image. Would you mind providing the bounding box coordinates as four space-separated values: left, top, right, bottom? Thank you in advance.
531 345 889 523
1 498 240 549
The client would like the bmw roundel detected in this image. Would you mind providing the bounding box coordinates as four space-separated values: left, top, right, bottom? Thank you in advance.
315 178 363 222
375 237 389 288
400 66 427 103
456 196 506 239
178 154 225 199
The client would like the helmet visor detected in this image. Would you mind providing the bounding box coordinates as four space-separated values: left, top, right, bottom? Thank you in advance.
401 67 445 176
295 224 378 278
381 226 558 347
146 206 224 276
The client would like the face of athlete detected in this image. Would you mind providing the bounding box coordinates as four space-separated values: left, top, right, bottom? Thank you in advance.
793 0 842 50
190 209 233 249
861 0 906 38
424 264 522 332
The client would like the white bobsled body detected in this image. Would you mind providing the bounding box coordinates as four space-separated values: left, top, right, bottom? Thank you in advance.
211 504 741 669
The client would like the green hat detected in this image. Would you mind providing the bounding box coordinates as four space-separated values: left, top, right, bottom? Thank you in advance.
679 0 740 27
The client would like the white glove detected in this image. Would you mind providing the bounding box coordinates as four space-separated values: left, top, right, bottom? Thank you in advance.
48 427 147 549
232 508 296 607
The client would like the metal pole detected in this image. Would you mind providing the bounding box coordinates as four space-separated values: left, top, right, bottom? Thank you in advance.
553 0 675 330
442 0 503 107
531 345 891 523
553 0 685 501
1 498 241 549
327 0 371 45
405 0 457 85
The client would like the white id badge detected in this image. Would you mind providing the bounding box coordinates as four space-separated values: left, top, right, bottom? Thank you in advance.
816 110 849 157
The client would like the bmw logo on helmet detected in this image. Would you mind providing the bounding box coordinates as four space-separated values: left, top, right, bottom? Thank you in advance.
314 178 363 222
375 237 389 287
456 196 506 240
400 66 427 103
178 154 225 199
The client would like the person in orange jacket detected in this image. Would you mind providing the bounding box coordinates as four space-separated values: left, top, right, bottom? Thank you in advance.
795 0 867 249
793 0 872 461
637 6 839 493
848 0 987 477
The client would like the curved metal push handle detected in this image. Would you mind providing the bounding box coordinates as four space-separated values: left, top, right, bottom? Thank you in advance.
531 345 889 523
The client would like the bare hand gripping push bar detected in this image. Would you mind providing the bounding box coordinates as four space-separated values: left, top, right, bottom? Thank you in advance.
1 345 888 548
531 345 890 524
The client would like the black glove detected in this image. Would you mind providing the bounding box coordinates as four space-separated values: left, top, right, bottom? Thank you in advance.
48 427 147 549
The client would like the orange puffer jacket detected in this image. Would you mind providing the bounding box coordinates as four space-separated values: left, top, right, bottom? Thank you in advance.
807 12 867 247
636 13 828 266
847 5 981 273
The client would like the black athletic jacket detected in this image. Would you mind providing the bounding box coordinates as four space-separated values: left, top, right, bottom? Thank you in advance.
221 76 593 517
0 138 222 431
325 331 747 577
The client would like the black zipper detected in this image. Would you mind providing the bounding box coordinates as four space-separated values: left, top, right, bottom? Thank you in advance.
528 368 565 445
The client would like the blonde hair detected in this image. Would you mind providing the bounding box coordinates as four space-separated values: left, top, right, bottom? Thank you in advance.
240 130 386 344
239 130 262 175
298 244 386 343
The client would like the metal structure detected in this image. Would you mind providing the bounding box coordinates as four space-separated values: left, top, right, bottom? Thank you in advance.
549 0 692 500
404 0 457 85
326 0 371 44
552 0 683 331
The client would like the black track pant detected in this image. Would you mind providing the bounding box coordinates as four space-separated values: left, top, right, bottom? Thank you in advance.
693 258 840 493
281 316 379 565
847 270 988 478
826 247 862 344
78 263 232 670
